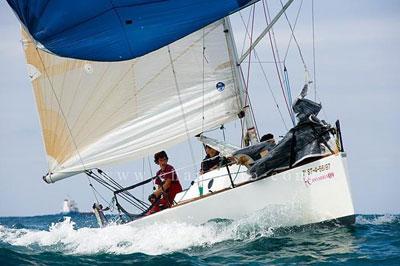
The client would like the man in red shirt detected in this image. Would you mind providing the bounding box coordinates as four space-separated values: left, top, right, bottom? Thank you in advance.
147 151 182 214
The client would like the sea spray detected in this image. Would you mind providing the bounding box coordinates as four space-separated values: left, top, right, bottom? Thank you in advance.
0 211 276 255
0 214 399 264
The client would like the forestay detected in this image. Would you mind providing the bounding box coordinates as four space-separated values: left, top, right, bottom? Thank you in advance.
21 20 244 182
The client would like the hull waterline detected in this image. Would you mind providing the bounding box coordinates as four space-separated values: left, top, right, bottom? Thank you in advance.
126 152 355 228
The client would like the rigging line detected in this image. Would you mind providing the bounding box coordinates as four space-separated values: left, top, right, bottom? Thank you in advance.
259 56 289 131
35 49 98 203
147 156 155 190
235 6 261 141
242 61 285 64
244 3 256 107
221 125 226 142
283 0 304 62
96 170 149 207
238 12 289 131
283 66 296 122
239 67 260 140
147 157 153 176
266 0 290 107
239 115 244 147
142 158 145 202
268 3 286 82
239 8 255 58
167 45 197 176
284 68 293 107
202 29 207 160
88 181 115 211
89 183 100 205
312 0 317 101
279 0 309 76
232 165 243 182
316 94 329 121
86 177 100 205
88 173 147 212
202 125 226 134
202 28 205 134
20 39 52 170
95 171 126 195
239 0 295 64
22 38 55 171
35 52 78 162
147 156 156 193
261 0 293 125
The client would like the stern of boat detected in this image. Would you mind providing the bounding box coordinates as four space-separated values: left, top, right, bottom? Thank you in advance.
300 152 355 225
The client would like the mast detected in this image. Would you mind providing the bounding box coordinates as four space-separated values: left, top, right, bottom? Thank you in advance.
223 17 258 145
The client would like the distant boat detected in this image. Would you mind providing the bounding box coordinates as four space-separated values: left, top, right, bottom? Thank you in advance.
62 199 79 214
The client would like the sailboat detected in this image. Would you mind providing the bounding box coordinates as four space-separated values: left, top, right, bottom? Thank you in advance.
7 0 354 228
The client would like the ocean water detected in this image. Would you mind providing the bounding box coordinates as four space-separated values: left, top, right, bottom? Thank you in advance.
0 213 399 265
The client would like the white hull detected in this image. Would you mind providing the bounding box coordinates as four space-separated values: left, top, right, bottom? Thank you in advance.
129 152 354 228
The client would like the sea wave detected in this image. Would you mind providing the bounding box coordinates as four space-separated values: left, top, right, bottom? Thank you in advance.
1 214 400 264
0 212 274 256
356 214 399 225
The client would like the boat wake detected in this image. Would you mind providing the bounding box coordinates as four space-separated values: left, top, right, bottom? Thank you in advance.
1 213 399 265
0 212 275 255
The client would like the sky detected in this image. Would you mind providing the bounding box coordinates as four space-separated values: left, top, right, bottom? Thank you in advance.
0 0 399 216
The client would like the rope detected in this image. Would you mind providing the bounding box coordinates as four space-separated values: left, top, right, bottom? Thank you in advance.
240 115 245 148
244 4 256 107
89 183 115 211
86 170 149 212
202 28 206 134
261 0 293 123
279 0 310 83
236 5 261 144
239 67 261 140
239 9 255 58
283 0 304 62
238 12 289 131
35 49 100 203
142 158 145 201
167 46 197 176
312 0 317 101
220 125 226 142
283 66 296 124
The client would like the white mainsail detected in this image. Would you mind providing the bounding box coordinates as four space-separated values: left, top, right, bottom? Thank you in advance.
21 20 245 182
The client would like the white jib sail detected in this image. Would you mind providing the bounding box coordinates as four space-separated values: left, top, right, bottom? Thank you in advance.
21 20 244 182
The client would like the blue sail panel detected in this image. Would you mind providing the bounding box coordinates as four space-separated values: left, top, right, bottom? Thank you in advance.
7 0 257 61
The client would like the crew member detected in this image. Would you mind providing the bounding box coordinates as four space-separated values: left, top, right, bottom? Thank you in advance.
260 133 276 145
147 151 182 214
200 145 221 174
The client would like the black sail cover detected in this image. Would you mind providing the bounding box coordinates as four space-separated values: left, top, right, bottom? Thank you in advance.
248 97 338 178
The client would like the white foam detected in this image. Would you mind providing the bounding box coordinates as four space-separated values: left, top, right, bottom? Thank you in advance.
0 213 275 255
356 214 398 225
